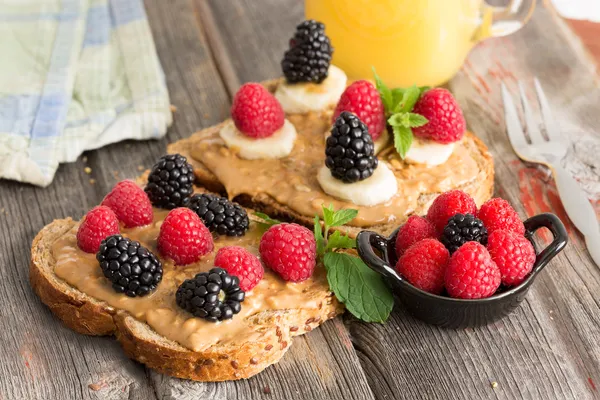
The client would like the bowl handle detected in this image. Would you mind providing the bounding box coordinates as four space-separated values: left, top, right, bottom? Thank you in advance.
523 213 568 274
356 231 403 282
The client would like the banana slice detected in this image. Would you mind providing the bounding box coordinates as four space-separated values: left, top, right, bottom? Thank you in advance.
405 139 455 166
219 120 297 160
317 163 398 206
275 65 347 114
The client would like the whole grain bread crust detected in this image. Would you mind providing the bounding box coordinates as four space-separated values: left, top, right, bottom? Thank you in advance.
30 212 343 382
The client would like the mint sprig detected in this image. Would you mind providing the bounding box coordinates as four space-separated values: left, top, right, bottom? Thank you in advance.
372 69 430 159
315 204 358 257
314 205 393 323
324 252 394 323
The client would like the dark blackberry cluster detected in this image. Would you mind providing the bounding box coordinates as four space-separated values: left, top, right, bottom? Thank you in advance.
176 267 245 322
145 154 195 209
441 213 488 253
281 20 333 84
325 111 378 183
97 235 163 297
184 193 249 237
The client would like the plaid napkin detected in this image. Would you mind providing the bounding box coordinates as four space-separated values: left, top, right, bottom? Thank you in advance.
0 0 172 187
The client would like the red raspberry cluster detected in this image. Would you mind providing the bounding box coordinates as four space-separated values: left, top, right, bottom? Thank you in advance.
395 190 535 299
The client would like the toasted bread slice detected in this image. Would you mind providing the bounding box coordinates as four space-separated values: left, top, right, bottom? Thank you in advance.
168 80 494 238
30 188 342 381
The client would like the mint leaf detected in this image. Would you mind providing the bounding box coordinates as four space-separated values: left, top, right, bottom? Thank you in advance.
391 88 405 111
387 112 411 128
322 204 335 227
393 125 413 159
324 252 393 323
419 86 431 96
253 212 281 228
372 67 393 113
394 85 421 114
325 230 356 251
314 215 326 257
329 208 358 227
408 113 428 128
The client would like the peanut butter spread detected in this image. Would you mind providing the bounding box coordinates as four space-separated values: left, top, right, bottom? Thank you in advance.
51 210 332 352
191 112 480 227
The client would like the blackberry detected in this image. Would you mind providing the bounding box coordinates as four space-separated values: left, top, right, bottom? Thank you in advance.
97 235 162 297
441 213 488 253
281 20 333 84
176 267 245 322
145 154 195 209
325 111 378 183
184 193 249 237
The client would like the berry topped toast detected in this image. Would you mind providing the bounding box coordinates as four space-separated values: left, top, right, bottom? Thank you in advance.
168 22 494 239
30 164 343 382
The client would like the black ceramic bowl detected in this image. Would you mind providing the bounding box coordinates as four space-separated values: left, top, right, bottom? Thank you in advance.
357 213 568 328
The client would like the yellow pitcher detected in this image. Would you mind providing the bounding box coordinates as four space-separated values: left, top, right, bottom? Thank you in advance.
305 0 536 87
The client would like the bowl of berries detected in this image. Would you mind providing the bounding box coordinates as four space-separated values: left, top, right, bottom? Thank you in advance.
357 190 568 328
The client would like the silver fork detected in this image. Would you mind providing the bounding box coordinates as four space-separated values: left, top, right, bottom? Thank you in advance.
501 79 600 267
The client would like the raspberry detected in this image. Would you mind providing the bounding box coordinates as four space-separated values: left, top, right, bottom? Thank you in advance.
445 242 501 299
412 88 466 144
101 180 153 228
394 215 436 257
487 230 536 286
214 246 264 291
477 198 525 235
157 208 213 265
332 80 386 140
259 223 316 282
77 206 120 253
396 239 449 295
426 190 477 236
231 83 285 138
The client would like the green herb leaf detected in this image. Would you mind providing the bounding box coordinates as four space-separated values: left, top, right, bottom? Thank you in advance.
387 113 403 127
314 215 326 257
419 86 431 95
394 85 421 114
372 67 393 113
324 252 393 323
321 204 335 227
325 230 356 251
391 88 405 111
253 212 281 229
393 125 413 159
408 113 428 128
328 208 359 227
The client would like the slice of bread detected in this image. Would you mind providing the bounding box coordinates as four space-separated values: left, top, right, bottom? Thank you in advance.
30 187 343 381
168 80 494 238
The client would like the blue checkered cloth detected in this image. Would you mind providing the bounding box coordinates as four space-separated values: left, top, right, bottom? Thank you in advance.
0 0 172 186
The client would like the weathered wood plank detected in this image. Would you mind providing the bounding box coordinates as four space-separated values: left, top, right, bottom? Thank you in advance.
206 1 600 399
0 0 231 398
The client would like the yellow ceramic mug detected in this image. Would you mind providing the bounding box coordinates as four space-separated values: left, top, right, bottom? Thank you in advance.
305 0 536 87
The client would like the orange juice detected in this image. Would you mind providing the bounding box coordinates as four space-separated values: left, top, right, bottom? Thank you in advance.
305 0 491 87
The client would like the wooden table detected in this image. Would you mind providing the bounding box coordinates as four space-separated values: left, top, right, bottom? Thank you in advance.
1 1 599 399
